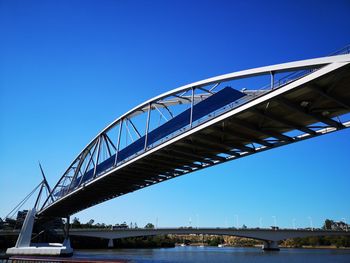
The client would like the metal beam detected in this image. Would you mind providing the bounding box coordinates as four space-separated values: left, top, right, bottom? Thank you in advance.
154 104 168 121
96 180 141 191
116 172 170 187
66 158 83 193
190 87 195 128
195 86 213 94
146 156 187 169
130 161 187 175
154 152 203 169
270 71 275 90
154 102 174 119
151 155 202 169
69 149 90 191
80 144 98 183
276 97 344 129
117 168 170 182
103 174 148 186
93 137 102 179
127 118 142 139
218 133 256 153
144 103 151 150
155 149 200 164
164 147 214 165
116 172 163 184
252 109 316 135
174 142 227 161
209 82 220 92
125 121 135 143
229 117 294 142
123 164 160 175
194 133 255 153
114 120 123 166
104 133 117 151
309 85 350 110
190 136 232 151
102 134 112 158
217 125 273 147
173 94 191 102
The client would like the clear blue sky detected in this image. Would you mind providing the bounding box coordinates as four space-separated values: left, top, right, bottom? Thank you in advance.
0 0 349 229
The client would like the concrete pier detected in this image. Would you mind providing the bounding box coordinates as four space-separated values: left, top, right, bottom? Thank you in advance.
108 238 114 248
6 209 73 257
262 240 280 251
6 242 73 256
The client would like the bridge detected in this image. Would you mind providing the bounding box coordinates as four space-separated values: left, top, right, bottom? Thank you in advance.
67 228 350 250
6 47 350 256
37 49 350 218
2 228 350 251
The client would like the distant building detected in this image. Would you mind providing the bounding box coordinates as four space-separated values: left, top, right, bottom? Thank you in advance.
3 218 16 229
331 221 348 231
16 210 28 223
113 222 129 229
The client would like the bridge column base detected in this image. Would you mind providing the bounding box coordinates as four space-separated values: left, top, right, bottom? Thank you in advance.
108 239 114 248
6 209 74 257
7 236 73 257
262 241 280 251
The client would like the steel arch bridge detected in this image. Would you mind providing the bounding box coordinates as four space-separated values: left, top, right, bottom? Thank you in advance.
38 48 350 218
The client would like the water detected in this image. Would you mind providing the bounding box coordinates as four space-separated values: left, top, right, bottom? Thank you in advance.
73 246 350 263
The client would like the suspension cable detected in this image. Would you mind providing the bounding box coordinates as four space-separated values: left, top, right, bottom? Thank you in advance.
4 182 42 219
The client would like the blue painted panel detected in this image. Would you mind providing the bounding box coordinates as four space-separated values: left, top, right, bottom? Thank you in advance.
146 86 245 146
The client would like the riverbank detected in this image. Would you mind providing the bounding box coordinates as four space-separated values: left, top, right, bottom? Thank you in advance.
289 245 350 250
175 243 350 250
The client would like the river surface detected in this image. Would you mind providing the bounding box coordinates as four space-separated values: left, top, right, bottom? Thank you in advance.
73 246 350 263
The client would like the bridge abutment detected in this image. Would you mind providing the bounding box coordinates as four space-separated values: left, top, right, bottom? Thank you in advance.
262 240 280 251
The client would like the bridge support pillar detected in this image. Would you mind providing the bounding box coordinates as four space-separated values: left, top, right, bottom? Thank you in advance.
6 209 73 257
62 216 72 253
262 240 280 251
108 239 114 248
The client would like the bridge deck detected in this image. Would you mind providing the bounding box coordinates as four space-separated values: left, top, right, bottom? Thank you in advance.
66 228 350 242
39 59 350 217
3 228 349 244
